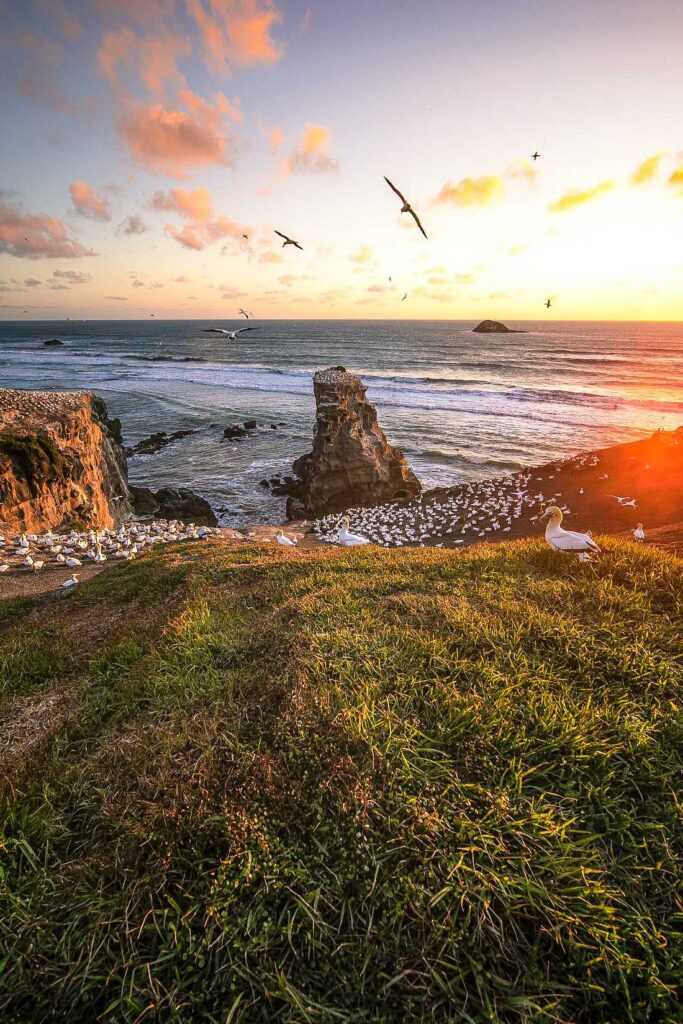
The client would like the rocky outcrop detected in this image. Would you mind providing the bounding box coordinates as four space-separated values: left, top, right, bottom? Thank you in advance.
129 485 217 526
0 389 131 536
473 320 525 334
287 368 421 518
44 338 64 347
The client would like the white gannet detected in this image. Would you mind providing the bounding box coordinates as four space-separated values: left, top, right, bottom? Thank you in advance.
61 574 79 588
65 557 82 568
0 564 9 573
276 531 297 546
542 506 601 559
632 523 645 542
337 516 370 546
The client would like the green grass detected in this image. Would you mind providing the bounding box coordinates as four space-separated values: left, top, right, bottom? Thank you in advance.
0 538 681 1023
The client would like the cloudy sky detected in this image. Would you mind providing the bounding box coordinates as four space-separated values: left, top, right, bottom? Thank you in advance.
1 0 682 321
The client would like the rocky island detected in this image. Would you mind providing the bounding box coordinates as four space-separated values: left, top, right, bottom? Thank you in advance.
473 320 526 333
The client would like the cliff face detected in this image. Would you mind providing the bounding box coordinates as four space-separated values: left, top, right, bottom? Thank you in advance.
0 389 130 536
288 368 421 518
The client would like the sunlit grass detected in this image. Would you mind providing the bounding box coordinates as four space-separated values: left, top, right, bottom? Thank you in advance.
0 537 681 1022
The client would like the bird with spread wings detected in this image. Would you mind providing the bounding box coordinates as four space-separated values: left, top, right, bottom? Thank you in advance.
384 176 428 239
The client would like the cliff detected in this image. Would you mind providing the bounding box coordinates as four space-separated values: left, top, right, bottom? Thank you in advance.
0 388 130 535
288 367 421 517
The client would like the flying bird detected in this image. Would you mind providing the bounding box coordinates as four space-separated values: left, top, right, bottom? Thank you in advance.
401 293 408 302
384 176 428 239
545 297 552 309
275 230 303 251
532 151 541 160
203 327 260 340
239 308 250 319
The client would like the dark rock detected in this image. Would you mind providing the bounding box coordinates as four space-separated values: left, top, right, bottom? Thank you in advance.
223 425 247 439
287 367 421 518
243 420 257 430
259 479 270 488
269 476 281 485
126 428 196 457
270 423 277 429
472 320 525 334
128 484 159 515
44 338 64 347
152 487 217 525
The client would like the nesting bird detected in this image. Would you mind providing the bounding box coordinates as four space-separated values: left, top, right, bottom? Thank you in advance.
542 506 600 560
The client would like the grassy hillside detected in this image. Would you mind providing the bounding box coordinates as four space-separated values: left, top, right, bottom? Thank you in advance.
1 538 682 1023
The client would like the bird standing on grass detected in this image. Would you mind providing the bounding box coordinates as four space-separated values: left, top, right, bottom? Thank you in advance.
337 516 370 546
276 531 297 546
633 523 645 542
542 506 600 559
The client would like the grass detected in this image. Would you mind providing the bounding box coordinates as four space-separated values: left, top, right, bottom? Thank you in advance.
0 537 681 1023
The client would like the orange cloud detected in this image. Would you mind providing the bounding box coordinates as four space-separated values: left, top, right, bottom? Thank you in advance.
152 188 247 250
118 91 236 177
434 175 504 206
667 167 683 191
0 200 94 259
350 245 373 264
53 269 92 284
98 28 191 96
631 154 663 185
187 0 282 73
151 187 213 221
281 124 338 175
69 181 112 222
269 126 285 151
549 180 614 212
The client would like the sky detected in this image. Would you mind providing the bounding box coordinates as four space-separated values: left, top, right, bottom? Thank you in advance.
1 0 683 321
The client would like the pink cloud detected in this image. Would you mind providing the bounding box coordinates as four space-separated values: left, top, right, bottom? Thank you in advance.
151 187 213 220
281 124 338 175
0 200 94 259
118 92 237 177
69 181 112 222
165 223 205 249
97 28 191 96
187 0 282 74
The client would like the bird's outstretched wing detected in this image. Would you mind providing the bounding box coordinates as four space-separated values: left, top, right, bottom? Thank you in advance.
237 327 259 334
409 208 428 239
384 176 407 204
292 240 303 250
274 230 289 242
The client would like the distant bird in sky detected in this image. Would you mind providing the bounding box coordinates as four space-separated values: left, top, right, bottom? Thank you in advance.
384 176 428 239
275 230 303 250
239 308 250 319
401 293 408 302
203 327 260 341
532 151 541 160
241 233 249 240
545 297 552 309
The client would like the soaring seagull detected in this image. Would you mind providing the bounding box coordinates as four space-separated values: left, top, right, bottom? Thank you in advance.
203 327 260 340
239 308 250 319
532 151 541 160
275 230 303 250
384 177 428 239
545 297 552 309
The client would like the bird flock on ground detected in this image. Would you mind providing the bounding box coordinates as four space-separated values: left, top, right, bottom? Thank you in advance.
0 519 220 585
308 450 648 559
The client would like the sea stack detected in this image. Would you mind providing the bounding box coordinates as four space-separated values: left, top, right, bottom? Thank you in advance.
0 388 130 535
287 367 421 518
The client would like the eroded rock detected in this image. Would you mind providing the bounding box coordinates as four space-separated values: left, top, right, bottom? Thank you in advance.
287 367 421 518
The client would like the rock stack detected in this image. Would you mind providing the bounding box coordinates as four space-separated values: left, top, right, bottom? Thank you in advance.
0 389 130 535
287 367 421 518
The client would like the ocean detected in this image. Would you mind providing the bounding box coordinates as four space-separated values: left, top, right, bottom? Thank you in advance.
2 319 682 526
